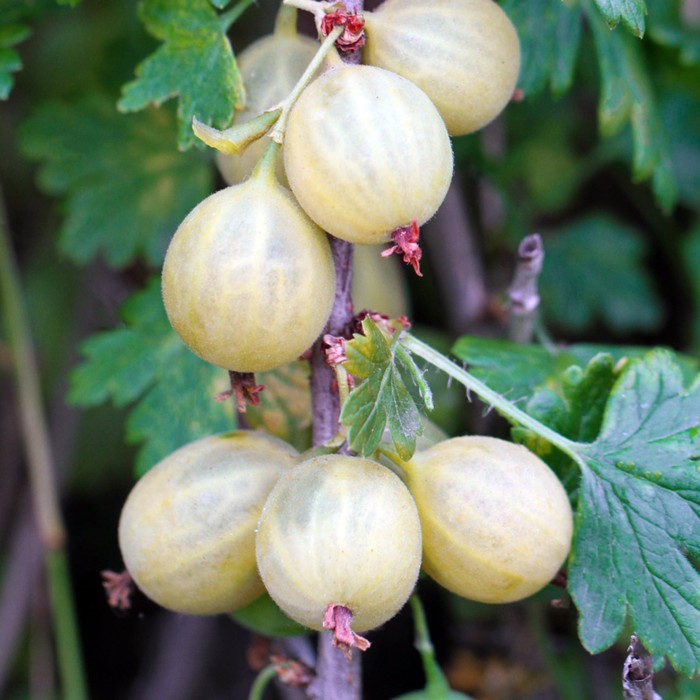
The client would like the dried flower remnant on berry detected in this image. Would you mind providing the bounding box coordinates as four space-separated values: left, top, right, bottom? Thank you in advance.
101 569 135 611
323 334 348 365
320 6 366 52
323 604 371 659
382 221 423 276
215 371 265 413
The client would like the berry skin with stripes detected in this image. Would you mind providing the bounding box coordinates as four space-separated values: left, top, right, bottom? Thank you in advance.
283 63 453 245
363 0 521 136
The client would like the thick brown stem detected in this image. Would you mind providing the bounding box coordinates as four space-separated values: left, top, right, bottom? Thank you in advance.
308 3 364 697
308 237 361 699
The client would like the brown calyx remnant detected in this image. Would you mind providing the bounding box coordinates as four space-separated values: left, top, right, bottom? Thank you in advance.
101 569 134 611
323 334 348 366
271 654 316 689
323 604 371 660
382 220 423 276
215 371 265 413
320 5 366 52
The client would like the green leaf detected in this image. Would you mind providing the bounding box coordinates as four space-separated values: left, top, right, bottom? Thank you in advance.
660 89 700 210
592 0 647 37
539 215 664 334
451 336 649 403
119 0 245 149
19 97 211 267
69 279 235 475
514 353 624 494
648 1 700 64
340 319 431 461
501 0 583 96
405 335 700 673
585 2 677 211
0 3 33 99
569 351 700 676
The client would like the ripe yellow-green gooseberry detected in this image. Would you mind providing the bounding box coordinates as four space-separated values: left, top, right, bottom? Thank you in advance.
118 431 299 615
283 62 453 245
217 6 319 186
162 144 336 373
256 454 422 642
363 0 521 136
398 436 573 604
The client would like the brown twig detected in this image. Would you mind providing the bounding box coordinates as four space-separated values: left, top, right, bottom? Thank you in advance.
622 635 662 700
506 234 544 344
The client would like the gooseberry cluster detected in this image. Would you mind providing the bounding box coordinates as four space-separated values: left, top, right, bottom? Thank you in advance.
116 0 572 660
118 432 573 650
161 0 520 374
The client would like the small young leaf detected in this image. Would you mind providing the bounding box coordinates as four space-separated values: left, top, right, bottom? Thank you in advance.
19 97 211 267
569 351 700 676
592 0 647 37
119 0 245 149
340 318 427 461
69 279 234 475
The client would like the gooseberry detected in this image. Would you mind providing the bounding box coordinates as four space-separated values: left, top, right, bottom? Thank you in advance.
162 147 336 373
363 0 521 136
283 63 453 245
401 436 573 603
255 454 422 645
118 431 299 615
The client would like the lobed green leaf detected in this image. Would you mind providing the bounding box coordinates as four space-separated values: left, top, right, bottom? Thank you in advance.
118 0 245 149
585 2 677 211
592 0 647 37
69 279 234 475
501 0 582 97
539 215 664 334
569 351 700 675
18 97 211 267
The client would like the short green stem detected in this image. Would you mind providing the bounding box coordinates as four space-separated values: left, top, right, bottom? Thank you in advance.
46 550 90 700
268 24 344 144
400 333 585 466
408 595 454 697
248 665 277 700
